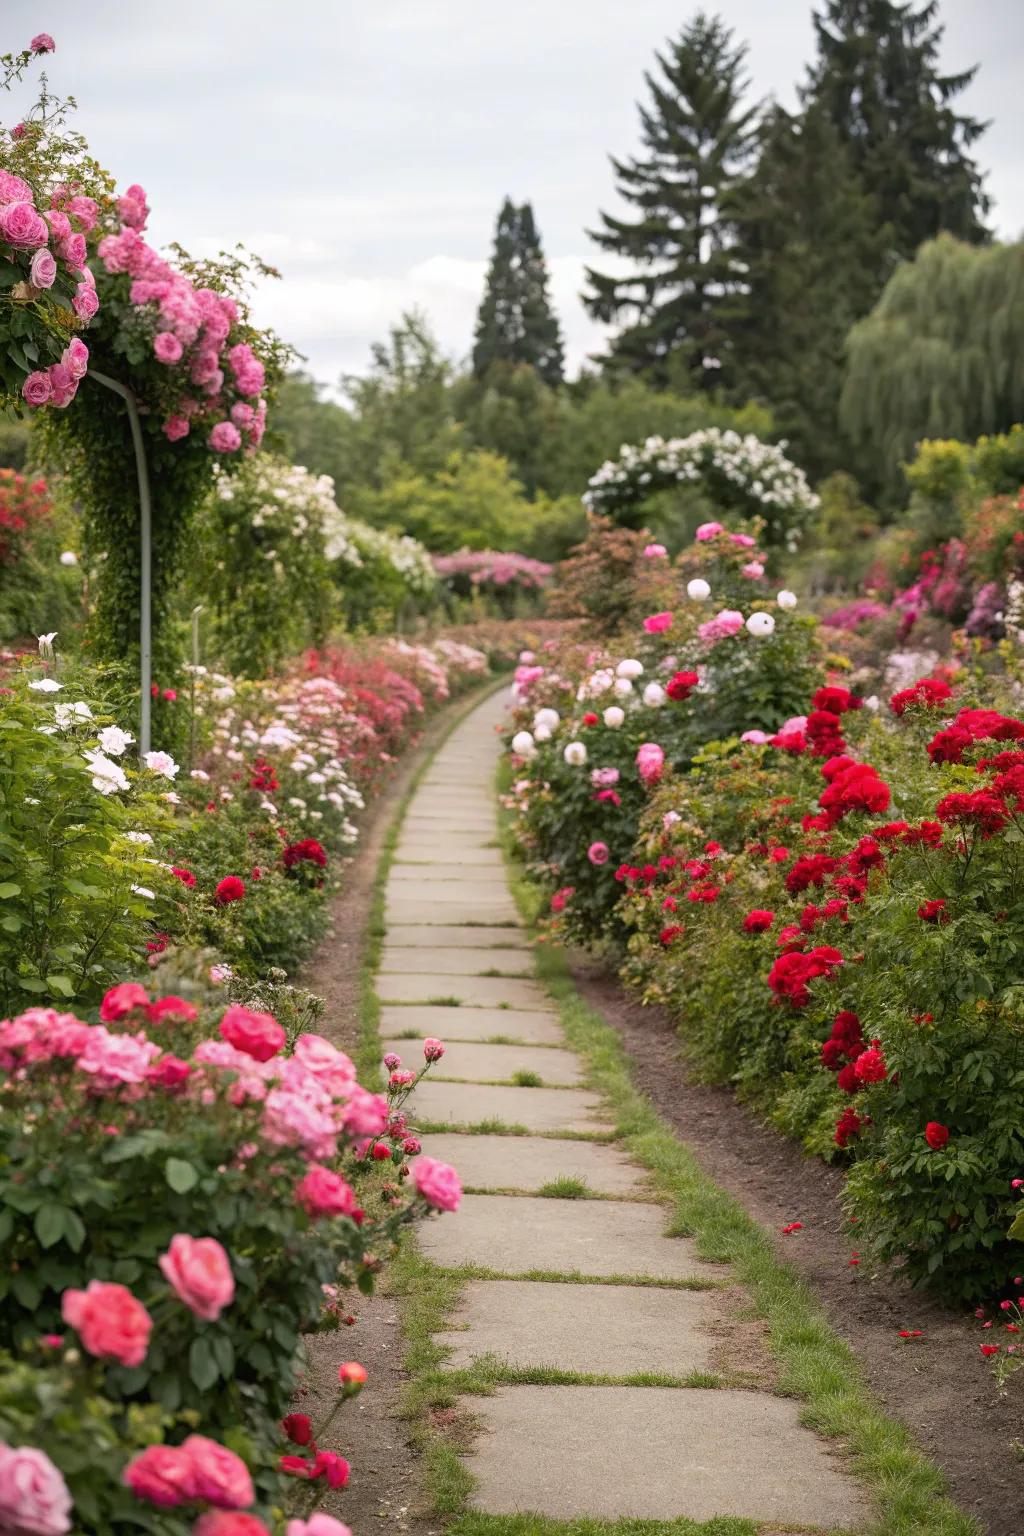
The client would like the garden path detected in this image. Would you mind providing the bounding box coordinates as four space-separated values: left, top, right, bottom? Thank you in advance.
383 690 871 1531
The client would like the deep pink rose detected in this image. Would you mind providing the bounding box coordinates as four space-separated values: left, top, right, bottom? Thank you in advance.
0 201 48 249
423 1037 445 1062
123 1445 195 1507
28 248 56 289
636 742 666 785
30 34 56 53
21 372 52 408
340 1084 389 1137
295 1164 357 1218
153 331 183 365
642 611 673 634
61 1281 152 1367
695 521 724 541
587 841 610 865
194 1517 270 1536
100 982 149 1022
412 1156 462 1212
0 172 33 204
209 421 242 453
181 1436 253 1510
72 283 99 321
159 1234 235 1321
286 1517 353 1536
0 1444 71 1536
219 1004 284 1062
163 414 190 442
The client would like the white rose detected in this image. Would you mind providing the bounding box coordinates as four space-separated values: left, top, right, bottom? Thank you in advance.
777 590 798 610
616 659 644 679
98 725 133 757
643 682 666 707
687 578 711 601
603 706 625 728
746 612 776 637
534 708 560 731
534 723 552 743
614 677 634 697
59 551 78 567
563 740 588 766
511 730 536 758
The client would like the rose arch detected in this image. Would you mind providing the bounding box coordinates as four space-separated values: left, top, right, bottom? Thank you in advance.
582 428 820 549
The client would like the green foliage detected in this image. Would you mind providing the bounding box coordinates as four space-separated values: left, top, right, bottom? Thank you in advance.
583 14 759 389
841 238 1024 498
472 198 564 385
354 447 539 554
0 467 84 644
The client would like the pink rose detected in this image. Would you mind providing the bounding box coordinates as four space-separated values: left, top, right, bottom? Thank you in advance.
153 332 184 365
230 402 255 427
643 611 673 634
0 1444 71 1536
286 1518 353 1536
58 232 86 269
591 766 619 787
163 415 190 442
695 521 724 542
636 742 665 785
588 841 610 865
423 1037 445 1062
698 608 744 645
295 1164 357 1218
412 1155 462 1212
181 1436 253 1510
30 34 56 53
100 982 149 1022
28 248 56 289
190 349 220 384
123 1445 195 1507
118 188 149 231
219 1004 284 1062
209 421 242 453
72 283 99 321
61 1281 152 1367
45 209 71 242
730 532 756 548
643 543 667 558
340 1084 389 1137
159 1234 235 1321
741 729 771 744
64 338 89 380
0 202 49 249
67 195 98 232
741 561 764 579
0 172 33 204
195 1517 271 1536
21 372 52 408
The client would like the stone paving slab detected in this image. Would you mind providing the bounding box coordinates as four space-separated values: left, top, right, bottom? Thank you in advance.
463 1386 871 1528
408 1081 611 1135
380 947 535 976
385 899 521 927
417 1194 705 1279
394 845 500 863
420 1134 644 1195
381 1006 564 1045
441 1281 716 1376
388 865 508 883
383 927 531 951
377 974 550 1010
384 1040 583 1085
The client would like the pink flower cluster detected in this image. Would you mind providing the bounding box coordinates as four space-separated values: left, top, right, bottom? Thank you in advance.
0 1443 71 1536
124 1434 253 1510
96 191 267 451
698 608 744 645
433 550 553 591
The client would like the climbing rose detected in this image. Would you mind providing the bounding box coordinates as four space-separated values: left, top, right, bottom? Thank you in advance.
412 1156 462 1211
61 1281 152 1367
588 841 609 866
214 875 245 905
925 1122 950 1150
0 1445 72 1535
159 1235 235 1321
209 421 242 453
153 331 183 364
219 1003 284 1062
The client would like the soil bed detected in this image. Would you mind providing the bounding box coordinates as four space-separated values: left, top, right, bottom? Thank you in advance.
568 952 1024 1536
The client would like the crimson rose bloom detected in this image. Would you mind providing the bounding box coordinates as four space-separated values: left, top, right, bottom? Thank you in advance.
935 790 1007 837
854 1041 887 1084
743 909 774 933
281 1413 314 1446
283 838 328 870
214 875 245 905
813 685 862 714
834 1107 863 1148
924 1121 950 1150
889 676 953 715
917 898 948 923
666 670 699 701
660 924 685 945
171 866 196 887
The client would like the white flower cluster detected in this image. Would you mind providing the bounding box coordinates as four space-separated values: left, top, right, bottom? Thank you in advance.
583 429 820 548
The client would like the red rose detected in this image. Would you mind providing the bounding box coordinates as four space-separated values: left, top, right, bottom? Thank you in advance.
834 1107 863 1147
924 1121 950 1150
281 1413 313 1446
666 670 699 701
171 866 196 887
219 1003 285 1062
582 712 599 726
854 1041 887 1084
917 898 948 923
214 876 245 905
743 909 774 933
659 924 685 945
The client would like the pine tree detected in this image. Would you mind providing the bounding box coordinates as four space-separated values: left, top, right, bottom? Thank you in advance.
806 0 989 259
582 12 760 389
472 198 565 386
728 103 886 476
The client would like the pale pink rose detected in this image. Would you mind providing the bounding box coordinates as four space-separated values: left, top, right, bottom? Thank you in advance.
123 1444 195 1507
61 1281 152 1367
286 1518 353 1536
118 187 149 231
67 195 99 232
219 1004 284 1062
159 1234 235 1321
293 1033 356 1083
591 767 620 788
76 1027 160 1088
58 232 86 269
741 729 771 744
0 201 49 248
230 401 255 427
295 1164 357 1218
340 1084 389 1138
643 611 673 634
642 543 667 558
730 532 756 548
64 338 89 379
209 421 242 453
781 715 808 735
636 742 665 784
263 1089 338 1160
72 283 99 320
412 1156 461 1211
423 1037 445 1062
695 521 724 541
0 1444 72 1535
21 371 52 408
588 841 610 865
180 1436 253 1510
697 609 744 645
0 171 33 203
153 331 183 365
163 414 190 442
742 561 764 579
30 34 56 53
28 248 56 289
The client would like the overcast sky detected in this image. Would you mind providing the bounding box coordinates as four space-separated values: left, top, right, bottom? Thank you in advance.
12 1 1024 388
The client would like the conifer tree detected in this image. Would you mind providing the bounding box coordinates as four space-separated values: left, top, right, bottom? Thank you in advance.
806 0 989 258
583 12 759 389
472 198 565 386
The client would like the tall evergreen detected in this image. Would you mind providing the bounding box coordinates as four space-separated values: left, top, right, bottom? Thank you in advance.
583 13 760 390
806 0 989 260
472 198 565 386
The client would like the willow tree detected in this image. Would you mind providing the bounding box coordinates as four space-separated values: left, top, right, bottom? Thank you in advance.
840 235 1024 498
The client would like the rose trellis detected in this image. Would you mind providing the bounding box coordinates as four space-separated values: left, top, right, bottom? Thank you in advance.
583 428 821 549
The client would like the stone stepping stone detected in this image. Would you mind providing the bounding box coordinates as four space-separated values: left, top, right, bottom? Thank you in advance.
408 1081 610 1136
388 865 508 883
418 1195 704 1280
386 899 521 926
378 974 550 1010
440 1280 717 1377
381 1006 563 1046
394 846 500 863
380 947 535 977
385 1040 582 1086
462 1385 871 1527
420 1134 645 1196
383 927 531 951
